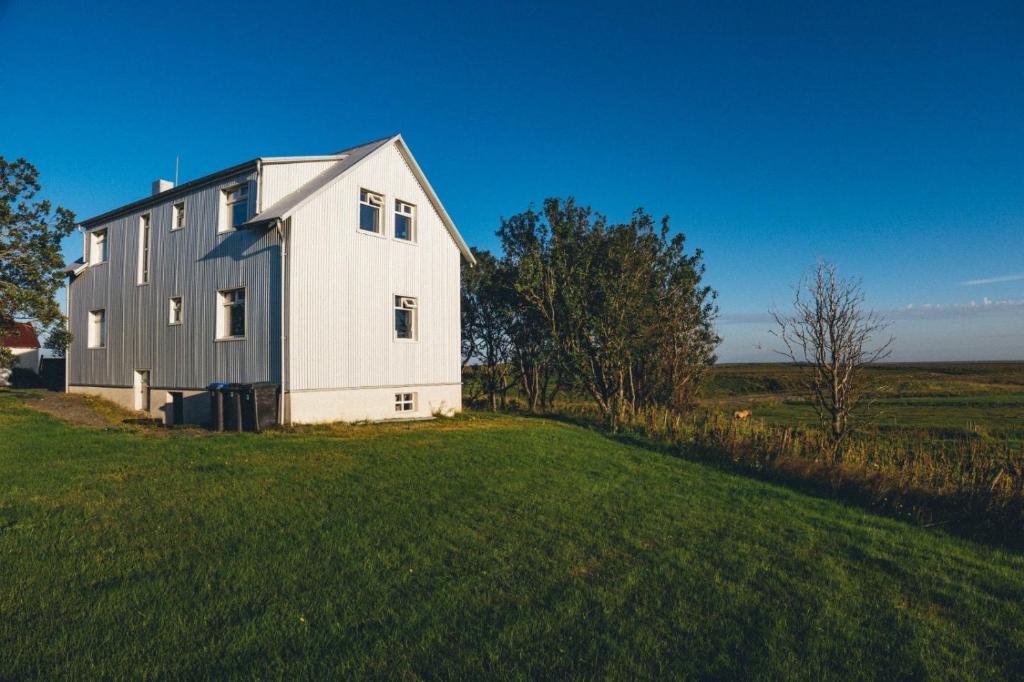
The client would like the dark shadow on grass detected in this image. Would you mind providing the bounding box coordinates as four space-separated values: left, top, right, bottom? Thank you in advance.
514 410 1024 554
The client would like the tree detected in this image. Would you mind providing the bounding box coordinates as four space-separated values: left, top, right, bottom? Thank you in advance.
460 248 516 410
772 262 894 452
44 316 72 357
0 157 76 370
500 198 718 429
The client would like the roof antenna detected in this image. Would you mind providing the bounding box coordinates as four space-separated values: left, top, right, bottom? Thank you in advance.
174 155 180 185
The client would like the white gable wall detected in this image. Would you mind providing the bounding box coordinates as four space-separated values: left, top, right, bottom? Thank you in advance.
284 141 462 422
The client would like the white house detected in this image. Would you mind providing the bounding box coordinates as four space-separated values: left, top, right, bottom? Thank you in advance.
1 322 41 383
66 135 474 425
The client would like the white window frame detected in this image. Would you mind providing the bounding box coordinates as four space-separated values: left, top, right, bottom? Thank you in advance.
359 189 384 235
137 214 151 285
172 201 186 231
169 296 183 325
394 200 416 242
221 183 249 233
395 392 416 412
216 287 246 340
89 228 108 265
88 309 106 348
393 295 418 342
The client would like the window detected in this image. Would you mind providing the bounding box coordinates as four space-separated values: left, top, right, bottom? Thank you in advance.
359 189 383 233
169 296 183 325
172 201 186 230
395 392 416 412
217 288 246 339
88 309 106 348
394 200 415 241
222 184 249 231
138 214 151 284
394 295 417 340
90 229 108 264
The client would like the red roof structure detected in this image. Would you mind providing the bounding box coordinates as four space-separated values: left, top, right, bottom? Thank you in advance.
0 322 40 349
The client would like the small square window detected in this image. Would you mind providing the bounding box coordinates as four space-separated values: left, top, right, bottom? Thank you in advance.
217 288 246 339
172 202 186 230
360 189 383 233
90 229 108 265
394 295 417 340
88 309 106 348
395 200 415 241
395 392 416 412
169 296 183 325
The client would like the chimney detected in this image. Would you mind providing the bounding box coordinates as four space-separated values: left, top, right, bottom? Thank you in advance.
152 179 174 195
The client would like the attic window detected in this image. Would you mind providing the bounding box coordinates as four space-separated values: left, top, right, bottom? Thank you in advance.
359 189 383 233
172 201 186 230
222 184 249 231
90 229 108 265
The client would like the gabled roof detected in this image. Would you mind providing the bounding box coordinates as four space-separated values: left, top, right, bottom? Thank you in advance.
1 322 40 349
245 134 476 264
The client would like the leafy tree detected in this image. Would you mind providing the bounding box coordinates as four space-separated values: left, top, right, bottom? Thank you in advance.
44 316 73 357
0 157 76 370
500 198 718 428
461 248 516 410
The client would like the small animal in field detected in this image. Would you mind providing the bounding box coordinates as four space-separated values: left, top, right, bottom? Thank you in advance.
733 409 752 420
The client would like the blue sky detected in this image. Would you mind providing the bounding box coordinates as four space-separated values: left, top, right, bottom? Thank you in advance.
2 0 1022 361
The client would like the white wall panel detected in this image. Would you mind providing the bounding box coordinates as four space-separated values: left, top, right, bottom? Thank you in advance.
286 141 462 392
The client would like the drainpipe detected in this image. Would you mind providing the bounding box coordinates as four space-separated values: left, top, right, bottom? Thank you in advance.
276 217 288 425
64 277 71 394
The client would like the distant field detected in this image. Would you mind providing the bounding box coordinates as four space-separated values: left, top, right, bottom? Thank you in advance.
704 362 1024 437
2 391 1023 678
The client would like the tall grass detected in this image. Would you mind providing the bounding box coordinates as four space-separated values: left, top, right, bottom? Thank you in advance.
551 402 1024 547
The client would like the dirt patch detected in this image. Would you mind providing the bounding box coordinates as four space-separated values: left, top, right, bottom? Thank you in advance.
10 389 152 430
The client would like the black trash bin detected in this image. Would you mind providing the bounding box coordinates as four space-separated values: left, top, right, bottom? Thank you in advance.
214 382 280 432
207 382 229 431
249 382 281 432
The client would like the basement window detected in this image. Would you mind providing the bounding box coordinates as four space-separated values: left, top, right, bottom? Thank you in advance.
169 296 183 325
359 189 383 233
217 288 246 339
394 295 417 340
172 201 186 230
90 228 108 265
394 200 415 241
88 309 106 348
395 392 416 412
222 184 249 231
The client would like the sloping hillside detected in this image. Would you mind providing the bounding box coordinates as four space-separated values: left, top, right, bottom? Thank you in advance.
1 393 1022 678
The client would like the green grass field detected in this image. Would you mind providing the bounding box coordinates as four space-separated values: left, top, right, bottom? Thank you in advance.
705 363 1024 438
2 392 1023 678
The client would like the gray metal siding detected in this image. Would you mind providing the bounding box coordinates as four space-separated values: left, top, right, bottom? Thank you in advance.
68 170 281 389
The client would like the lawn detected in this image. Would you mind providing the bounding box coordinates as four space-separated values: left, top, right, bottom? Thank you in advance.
1 392 1023 679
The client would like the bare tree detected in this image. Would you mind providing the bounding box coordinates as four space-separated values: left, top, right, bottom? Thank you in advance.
772 262 894 452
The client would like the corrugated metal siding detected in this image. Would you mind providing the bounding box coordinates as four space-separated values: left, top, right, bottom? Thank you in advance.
68 170 282 389
286 141 462 391
261 160 340 209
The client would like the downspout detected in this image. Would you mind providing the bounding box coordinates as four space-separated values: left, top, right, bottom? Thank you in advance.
64 276 71 394
276 217 288 425
255 158 263 213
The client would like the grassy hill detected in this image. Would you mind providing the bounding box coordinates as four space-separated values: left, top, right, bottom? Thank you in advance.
1 393 1023 678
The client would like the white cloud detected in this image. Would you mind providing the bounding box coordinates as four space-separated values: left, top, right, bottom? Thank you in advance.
961 273 1024 286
